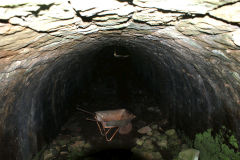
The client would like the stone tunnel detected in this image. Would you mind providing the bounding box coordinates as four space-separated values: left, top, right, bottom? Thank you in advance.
0 0 240 159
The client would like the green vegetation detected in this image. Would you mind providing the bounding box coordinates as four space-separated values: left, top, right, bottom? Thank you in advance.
194 127 240 160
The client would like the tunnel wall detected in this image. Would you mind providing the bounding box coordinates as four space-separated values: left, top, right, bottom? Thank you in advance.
125 38 230 132
0 0 240 159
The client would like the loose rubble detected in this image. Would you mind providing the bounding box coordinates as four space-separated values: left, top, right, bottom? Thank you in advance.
132 124 200 160
33 119 200 160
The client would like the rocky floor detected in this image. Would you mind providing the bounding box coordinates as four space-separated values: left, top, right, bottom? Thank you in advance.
32 108 199 160
32 83 200 160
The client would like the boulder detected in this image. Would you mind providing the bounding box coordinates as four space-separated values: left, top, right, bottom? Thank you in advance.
138 126 152 134
177 149 200 160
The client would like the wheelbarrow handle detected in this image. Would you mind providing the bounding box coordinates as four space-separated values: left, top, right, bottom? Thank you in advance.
86 117 98 122
76 107 95 115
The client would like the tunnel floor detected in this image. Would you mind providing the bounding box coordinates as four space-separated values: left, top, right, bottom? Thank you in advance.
33 87 189 160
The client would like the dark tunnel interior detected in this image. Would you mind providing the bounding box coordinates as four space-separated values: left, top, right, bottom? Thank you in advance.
38 45 172 141
4 36 237 160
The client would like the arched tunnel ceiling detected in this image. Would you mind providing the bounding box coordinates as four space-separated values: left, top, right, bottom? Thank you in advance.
0 0 240 159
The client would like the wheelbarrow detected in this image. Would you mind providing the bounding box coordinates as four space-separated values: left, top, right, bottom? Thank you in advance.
77 107 136 141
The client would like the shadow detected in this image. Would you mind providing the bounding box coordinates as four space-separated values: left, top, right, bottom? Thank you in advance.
30 3 54 17
79 148 146 160
116 0 133 4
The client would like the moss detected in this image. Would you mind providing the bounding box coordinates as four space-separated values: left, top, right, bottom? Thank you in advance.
194 127 240 160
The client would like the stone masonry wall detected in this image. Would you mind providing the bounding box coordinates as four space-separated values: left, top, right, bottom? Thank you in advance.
0 0 240 159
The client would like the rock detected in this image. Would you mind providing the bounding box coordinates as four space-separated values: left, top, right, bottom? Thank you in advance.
158 126 164 132
127 22 152 31
232 72 240 82
133 9 182 25
213 33 237 49
70 0 127 17
99 22 130 30
71 136 82 142
212 50 229 59
143 139 155 150
147 107 155 111
50 148 59 157
152 130 161 137
142 152 154 160
46 2 75 20
140 151 162 160
176 21 200 36
83 142 91 149
0 5 40 20
155 134 167 141
74 140 85 147
131 146 142 153
61 144 68 151
136 139 144 146
98 4 135 16
209 2 240 23
165 129 177 137
60 151 68 156
68 140 85 152
150 136 157 142
95 17 129 27
232 30 240 47
9 15 78 32
176 16 238 36
93 15 122 22
152 152 162 160
55 146 61 152
133 0 228 14
147 131 153 136
169 138 182 147
157 139 168 149
43 151 54 160
159 119 168 126
177 149 200 160
151 124 158 130
141 136 148 140
138 126 152 134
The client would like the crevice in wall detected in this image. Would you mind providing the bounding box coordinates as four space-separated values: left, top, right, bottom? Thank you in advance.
207 14 240 27
0 19 9 24
210 1 240 10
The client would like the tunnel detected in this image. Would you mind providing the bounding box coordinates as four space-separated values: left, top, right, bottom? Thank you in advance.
0 0 240 160
1 34 239 160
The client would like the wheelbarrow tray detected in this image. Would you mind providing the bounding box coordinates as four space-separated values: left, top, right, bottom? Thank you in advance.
95 109 135 128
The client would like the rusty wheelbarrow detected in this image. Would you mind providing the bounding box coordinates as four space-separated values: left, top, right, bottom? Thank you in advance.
77 107 136 141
